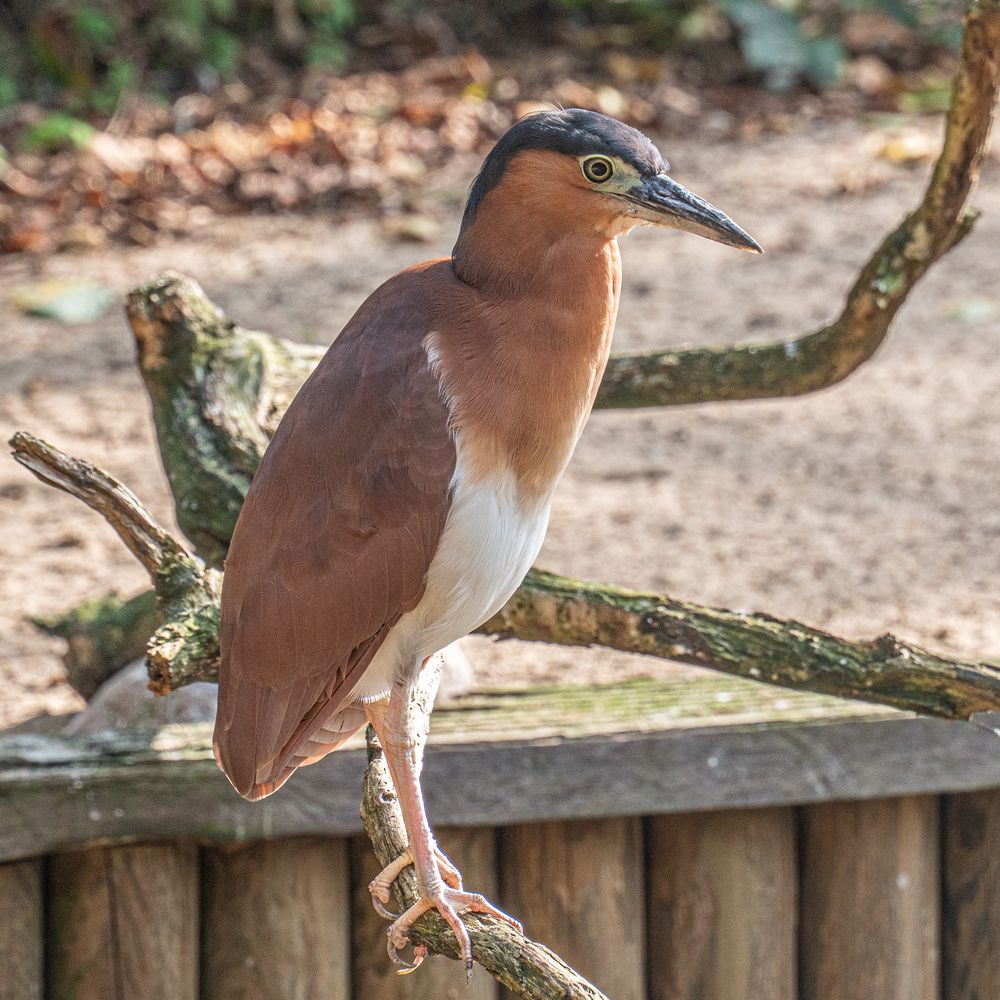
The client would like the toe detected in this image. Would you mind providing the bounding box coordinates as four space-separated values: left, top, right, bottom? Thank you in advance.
436 897 474 981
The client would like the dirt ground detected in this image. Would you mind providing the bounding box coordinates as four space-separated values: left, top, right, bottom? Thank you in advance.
1 116 998 730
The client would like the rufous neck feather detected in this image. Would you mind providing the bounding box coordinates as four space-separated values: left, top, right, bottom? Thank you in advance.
452 150 626 300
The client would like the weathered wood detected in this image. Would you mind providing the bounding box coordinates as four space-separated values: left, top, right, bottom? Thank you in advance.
943 788 1000 1000
9 432 222 694
46 842 198 1000
2 676 1000 862
352 826 500 1000
0 859 43 1000
646 807 797 1000
499 818 645 1000
201 837 350 1000
800 796 940 1000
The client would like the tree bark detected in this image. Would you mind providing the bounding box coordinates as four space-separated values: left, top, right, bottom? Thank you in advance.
357 661 610 1000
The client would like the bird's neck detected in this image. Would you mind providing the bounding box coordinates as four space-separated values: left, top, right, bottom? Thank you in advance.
452 184 623 306
439 200 623 504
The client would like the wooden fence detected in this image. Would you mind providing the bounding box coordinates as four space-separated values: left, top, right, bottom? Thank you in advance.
2 673 999 1000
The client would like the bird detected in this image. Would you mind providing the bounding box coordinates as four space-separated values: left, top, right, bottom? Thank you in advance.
213 107 761 976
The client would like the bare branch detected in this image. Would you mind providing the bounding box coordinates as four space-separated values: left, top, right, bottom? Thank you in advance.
596 1 1000 409
10 432 221 694
9 431 188 576
482 571 1000 721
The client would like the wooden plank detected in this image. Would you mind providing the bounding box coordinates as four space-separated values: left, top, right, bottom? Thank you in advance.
943 788 1000 1000
202 836 350 1000
4 678 1000 860
0 859 43 1000
351 826 500 1000
46 842 198 1000
499 817 644 1000
800 796 939 1000
646 807 797 1000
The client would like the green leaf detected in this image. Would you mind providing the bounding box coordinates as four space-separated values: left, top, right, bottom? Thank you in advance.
307 39 349 69
73 5 117 50
205 28 240 78
21 113 95 154
728 0 807 83
804 36 843 87
209 0 237 19
0 74 17 107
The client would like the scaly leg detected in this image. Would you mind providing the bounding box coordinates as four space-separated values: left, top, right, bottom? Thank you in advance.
368 846 462 919
365 672 520 978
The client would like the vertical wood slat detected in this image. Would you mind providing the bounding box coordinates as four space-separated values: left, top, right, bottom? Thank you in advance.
500 817 644 1000
801 795 939 1000
352 826 500 1000
47 843 198 1000
202 836 350 1000
943 789 1000 1000
0 859 43 1000
646 807 797 1000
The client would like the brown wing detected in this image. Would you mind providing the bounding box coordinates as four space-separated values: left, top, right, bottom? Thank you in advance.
214 262 456 801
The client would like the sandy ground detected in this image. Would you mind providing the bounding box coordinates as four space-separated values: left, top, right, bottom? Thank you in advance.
1 117 998 730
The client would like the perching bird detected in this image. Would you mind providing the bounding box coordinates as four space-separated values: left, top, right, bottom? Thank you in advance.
214 108 760 974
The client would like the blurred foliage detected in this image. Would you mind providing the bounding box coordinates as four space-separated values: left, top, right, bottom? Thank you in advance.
0 0 963 114
0 0 357 111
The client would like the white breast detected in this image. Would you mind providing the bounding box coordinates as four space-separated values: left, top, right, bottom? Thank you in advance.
349 456 551 701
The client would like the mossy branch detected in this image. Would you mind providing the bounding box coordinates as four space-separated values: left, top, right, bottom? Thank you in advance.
10 433 1000 718
10 432 221 695
595 1 999 408
360 665 609 1000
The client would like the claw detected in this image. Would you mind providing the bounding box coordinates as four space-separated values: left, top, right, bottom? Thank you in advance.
368 845 464 921
371 893 397 920
388 936 427 974
385 886 523 980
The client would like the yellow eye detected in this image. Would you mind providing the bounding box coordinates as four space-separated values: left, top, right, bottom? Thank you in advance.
582 155 615 184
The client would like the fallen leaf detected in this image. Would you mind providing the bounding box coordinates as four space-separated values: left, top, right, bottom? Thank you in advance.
947 298 999 323
379 213 440 242
10 279 115 324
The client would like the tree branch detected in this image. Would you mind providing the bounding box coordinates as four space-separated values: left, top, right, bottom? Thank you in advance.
359 661 609 999
481 571 1000 721
10 432 222 694
10 432 187 577
595 0 1000 409
11 433 1000 718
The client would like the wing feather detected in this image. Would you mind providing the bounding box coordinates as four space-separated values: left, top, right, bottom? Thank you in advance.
213 262 456 800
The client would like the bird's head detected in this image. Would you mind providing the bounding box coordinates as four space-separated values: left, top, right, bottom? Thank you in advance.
458 107 761 254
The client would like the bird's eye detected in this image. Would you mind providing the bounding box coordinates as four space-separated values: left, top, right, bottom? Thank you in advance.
582 156 615 184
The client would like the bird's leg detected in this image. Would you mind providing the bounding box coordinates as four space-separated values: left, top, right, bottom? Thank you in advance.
365 672 520 978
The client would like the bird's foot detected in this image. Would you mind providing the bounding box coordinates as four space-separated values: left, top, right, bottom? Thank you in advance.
368 845 463 920
386 885 522 981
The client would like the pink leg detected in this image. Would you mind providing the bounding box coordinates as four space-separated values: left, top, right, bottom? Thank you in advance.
365 675 520 979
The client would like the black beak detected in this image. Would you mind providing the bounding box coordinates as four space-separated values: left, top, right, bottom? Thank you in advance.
631 174 763 254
